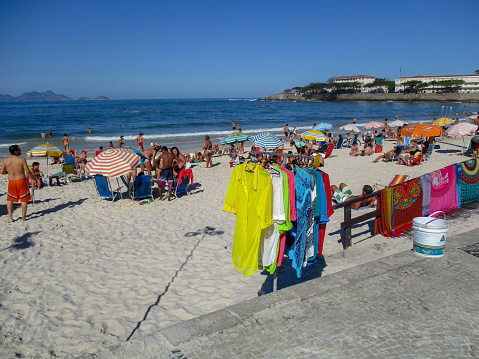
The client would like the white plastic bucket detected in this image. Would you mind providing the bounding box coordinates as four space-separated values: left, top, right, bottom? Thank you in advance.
412 211 449 257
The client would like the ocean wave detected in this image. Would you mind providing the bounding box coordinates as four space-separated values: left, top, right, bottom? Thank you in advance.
0 142 27 148
228 99 258 101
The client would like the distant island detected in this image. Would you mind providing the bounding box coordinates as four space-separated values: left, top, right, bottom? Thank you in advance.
0 90 110 102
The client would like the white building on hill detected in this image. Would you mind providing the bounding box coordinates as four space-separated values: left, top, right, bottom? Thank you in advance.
333 75 376 93
395 74 479 93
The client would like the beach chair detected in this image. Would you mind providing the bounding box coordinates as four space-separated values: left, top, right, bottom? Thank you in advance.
410 154 424 166
93 174 121 202
132 175 153 201
334 136 344 149
173 170 192 198
119 175 133 199
64 155 75 165
386 145 404 162
62 163 82 182
25 165 35 205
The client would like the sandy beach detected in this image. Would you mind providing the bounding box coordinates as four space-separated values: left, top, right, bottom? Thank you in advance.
1 136 478 358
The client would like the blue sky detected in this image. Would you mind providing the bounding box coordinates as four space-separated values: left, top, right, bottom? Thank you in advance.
1 0 478 99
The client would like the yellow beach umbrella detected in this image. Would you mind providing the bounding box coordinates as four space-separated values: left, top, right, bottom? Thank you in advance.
301 130 328 141
27 142 64 178
433 117 453 126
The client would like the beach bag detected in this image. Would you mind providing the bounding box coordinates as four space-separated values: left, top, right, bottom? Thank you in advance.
375 145 383 153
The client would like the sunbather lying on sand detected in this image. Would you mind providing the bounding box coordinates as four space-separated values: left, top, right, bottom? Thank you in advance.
331 183 376 209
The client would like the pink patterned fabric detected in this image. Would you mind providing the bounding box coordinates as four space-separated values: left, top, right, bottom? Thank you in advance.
429 165 459 214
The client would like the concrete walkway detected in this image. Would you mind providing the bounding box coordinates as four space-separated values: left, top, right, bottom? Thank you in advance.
82 229 479 358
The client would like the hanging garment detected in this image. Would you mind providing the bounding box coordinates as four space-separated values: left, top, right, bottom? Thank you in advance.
223 161 273 277
429 165 459 214
391 178 423 236
316 169 334 219
454 163 462 208
280 166 296 221
459 159 479 205
289 167 312 278
375 187 393 237
420 173 432 217
303 170 317 265
259 170 285 268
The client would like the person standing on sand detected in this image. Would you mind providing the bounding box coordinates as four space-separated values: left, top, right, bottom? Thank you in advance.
62 134 71 152
156 146 175 201
283 124 289 141
41 131 46 138
1 145 34 222
136 132 145 151
204 135 213 168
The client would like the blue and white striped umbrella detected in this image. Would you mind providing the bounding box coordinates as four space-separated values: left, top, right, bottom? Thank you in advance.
251 132 283 150
313 122 333 131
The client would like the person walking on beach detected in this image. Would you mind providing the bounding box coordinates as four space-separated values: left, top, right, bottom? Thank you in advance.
203 135 213 168
62 134 71 152
136 133 145 151
1 145 34 222
283 124 289 141
41 131 46 138
117 136 124 148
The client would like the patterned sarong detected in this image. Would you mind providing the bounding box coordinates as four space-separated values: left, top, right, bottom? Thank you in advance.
392 178 423 236
420 173 432 216
375 187 393 237
429 165 459 214
459 159 479 205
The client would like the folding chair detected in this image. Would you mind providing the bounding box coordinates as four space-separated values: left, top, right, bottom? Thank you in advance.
62 163 82 182
132 175 153 201
173 171 192 199
93 174 121 202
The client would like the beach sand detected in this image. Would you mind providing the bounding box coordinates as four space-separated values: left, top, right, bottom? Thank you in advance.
1 136 478 357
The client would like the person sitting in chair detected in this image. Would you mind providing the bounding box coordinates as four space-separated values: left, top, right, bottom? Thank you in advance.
372 145 402 163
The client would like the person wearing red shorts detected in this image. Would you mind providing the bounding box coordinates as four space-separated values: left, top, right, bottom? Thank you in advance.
1 145 34 222
137 132 145 152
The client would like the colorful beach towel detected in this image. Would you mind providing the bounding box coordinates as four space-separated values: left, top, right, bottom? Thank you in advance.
392 178 423 236
375 187 393 237
429 165 459 214
459 159 479 204
420 173 432 216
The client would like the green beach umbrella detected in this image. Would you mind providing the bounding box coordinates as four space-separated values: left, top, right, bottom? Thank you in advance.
220 132 251 145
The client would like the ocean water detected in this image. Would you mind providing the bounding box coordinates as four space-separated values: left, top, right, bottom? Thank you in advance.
0 98 478 157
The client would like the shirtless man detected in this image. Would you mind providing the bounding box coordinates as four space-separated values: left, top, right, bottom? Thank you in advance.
141 146 160 175
283 124 289 141
41 131 46 138
331 184 376 209
171 147 186 175
203 135 213 168
1 145 34 222
156 146 175 201
136 132 145 151
232 121 236 130
62 134 71 152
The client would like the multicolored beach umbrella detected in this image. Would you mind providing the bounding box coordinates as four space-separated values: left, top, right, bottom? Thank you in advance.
313 123 332 131
251 132 283 150
27 142 64 178
301 130 328 141
85 148 141 178
27 142 63 158
220 132 251 145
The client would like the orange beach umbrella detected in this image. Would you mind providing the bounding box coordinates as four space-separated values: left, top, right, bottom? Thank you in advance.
401 124 443 138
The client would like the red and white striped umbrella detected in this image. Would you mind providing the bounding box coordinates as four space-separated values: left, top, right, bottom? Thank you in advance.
446 123 478 137
85 148 140 177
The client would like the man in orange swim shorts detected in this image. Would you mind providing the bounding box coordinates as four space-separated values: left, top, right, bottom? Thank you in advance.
1 145 34 222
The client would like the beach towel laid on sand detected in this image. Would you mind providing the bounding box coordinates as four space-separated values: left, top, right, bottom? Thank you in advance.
458 159 479 205
392 178 423 236
429 165 459 214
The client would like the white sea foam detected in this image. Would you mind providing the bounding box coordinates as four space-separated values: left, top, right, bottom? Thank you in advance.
0 142 27 148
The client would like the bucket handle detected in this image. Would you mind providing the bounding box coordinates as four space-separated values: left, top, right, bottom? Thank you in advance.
425 211 446 225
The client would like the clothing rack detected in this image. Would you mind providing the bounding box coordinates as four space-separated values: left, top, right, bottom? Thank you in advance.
250 150 313 165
